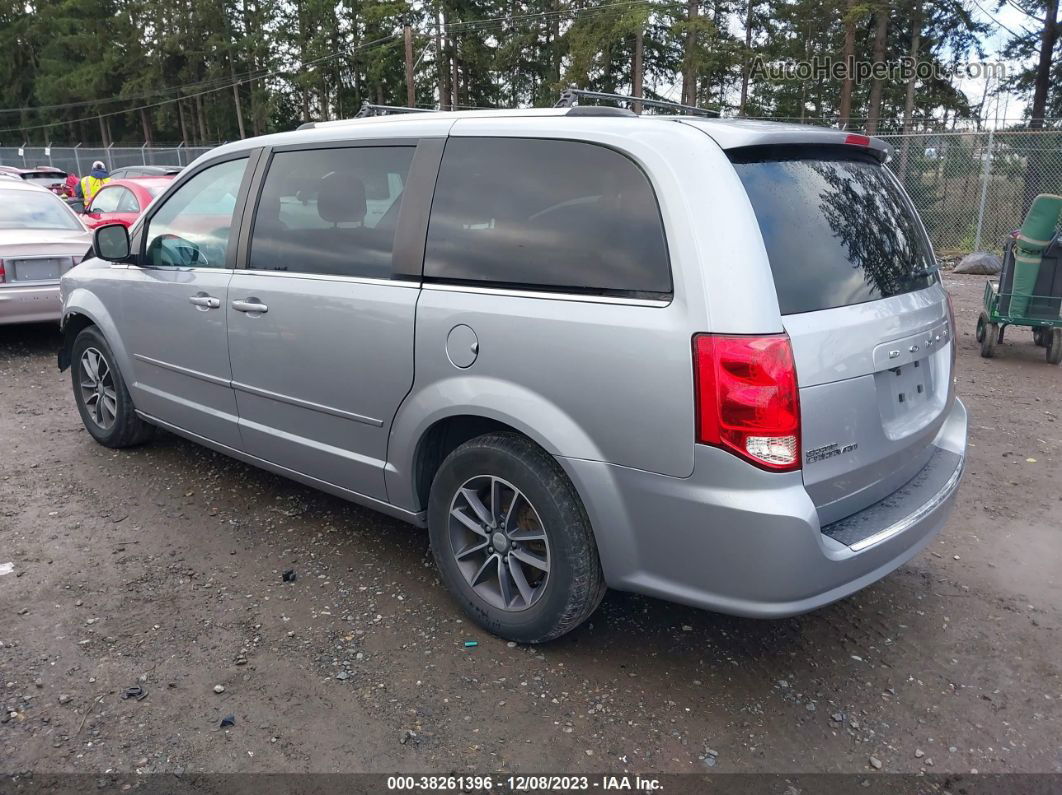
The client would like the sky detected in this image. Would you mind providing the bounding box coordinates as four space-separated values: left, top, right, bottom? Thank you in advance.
957 1 1042 126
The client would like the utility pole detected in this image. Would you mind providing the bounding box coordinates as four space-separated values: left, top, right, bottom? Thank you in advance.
437 7 450 111
865 5 889 134
837 0 857 129
681 0 699 106
404 23 416 108
739 0 756 115
897 0 923 181
632 25 643 114
1022 0 1059 212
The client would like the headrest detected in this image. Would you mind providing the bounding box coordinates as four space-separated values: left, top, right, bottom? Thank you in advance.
317 172 366 224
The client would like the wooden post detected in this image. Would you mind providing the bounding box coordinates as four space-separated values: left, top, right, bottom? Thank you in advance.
632 26 643 114
404 23 415 108
139 108 153 147
837 0 857 129
865 7 889 134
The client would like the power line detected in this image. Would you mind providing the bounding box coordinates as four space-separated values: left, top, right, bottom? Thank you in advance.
0 0 655 120
0 35 403 135
968 0 1036 39
0 33 401 119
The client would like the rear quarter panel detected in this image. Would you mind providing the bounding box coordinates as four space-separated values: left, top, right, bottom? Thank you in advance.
387 118 779 511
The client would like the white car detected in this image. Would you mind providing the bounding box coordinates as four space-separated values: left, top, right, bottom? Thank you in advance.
0 180 91 325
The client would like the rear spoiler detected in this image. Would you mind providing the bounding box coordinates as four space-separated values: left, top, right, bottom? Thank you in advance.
676 119 893 163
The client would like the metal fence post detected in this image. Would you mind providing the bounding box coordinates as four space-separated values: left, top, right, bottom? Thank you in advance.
176 142 184 166
973 126 995 252
105 142 114 172
73 143 82 175
141 142 148 165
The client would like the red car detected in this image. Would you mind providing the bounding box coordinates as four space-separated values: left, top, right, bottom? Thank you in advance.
81 177 173 229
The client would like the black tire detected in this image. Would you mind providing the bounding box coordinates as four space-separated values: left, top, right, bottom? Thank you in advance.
71 326 155 448
1047 329 1062 365
1033 328 1046 347
427 432 606 643
975 313 987 343
980 321 998 358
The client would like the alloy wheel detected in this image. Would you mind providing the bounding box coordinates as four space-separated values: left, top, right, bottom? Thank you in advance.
79 347 118 430
448 475 551 611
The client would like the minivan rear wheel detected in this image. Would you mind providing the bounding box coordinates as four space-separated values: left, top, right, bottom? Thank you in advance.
427 432 606 643
71 326 155 448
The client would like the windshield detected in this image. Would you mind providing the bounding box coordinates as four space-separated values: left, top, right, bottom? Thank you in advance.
731 146 937 315
0 189 83 230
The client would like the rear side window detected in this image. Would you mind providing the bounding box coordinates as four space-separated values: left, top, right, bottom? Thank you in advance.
731 147 937 315
249 146 413 279
425 137 671 296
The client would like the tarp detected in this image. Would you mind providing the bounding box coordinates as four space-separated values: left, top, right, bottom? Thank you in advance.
1011 194 1062 316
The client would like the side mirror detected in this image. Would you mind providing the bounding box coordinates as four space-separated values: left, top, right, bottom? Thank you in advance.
93 223 131 262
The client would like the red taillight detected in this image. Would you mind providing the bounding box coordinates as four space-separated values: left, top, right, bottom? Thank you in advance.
0 259 5 283
693 334 801 471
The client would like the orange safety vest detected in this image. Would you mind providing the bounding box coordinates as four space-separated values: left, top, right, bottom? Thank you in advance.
80 174 110 201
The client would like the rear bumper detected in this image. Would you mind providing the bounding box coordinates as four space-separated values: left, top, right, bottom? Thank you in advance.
559 397 967 618
0 284 61 325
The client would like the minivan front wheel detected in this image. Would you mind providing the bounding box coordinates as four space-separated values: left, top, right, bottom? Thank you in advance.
71 326 154 448
428 433 605 643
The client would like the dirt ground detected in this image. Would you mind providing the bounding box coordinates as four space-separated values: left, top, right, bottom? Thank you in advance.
1 273 1060 778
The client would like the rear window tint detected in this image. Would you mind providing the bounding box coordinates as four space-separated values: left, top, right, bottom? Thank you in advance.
425 137 671 296
731 147 937 315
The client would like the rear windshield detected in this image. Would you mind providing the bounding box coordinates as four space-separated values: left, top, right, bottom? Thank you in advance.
730 146 937 315
0 189 82 230
22 173 65 186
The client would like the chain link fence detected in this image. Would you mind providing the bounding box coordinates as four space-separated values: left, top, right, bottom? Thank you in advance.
879 128 1062 258
0 144 217 177
3 130 1061 259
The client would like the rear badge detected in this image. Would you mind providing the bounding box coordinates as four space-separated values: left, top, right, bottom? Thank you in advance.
806 442 858 464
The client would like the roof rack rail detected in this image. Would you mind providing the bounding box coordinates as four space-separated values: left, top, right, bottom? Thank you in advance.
297 101 438 129
554 86 719 118
354 101 438 118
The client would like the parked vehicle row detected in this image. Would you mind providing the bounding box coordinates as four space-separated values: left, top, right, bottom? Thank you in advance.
0 181 91 325
57 109 967 642
0 168 177 325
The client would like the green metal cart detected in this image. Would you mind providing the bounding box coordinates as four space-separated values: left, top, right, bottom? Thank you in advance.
975 194 1062 365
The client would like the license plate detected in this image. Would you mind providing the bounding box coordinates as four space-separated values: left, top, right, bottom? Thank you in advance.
10 258 64 281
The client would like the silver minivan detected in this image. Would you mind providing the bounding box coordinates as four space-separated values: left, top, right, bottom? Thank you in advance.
59 108 967 642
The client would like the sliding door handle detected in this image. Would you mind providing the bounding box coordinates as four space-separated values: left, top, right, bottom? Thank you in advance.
232 299 268 314
188 294 220 309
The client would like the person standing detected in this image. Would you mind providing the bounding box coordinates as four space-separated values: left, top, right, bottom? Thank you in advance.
77 160 110 201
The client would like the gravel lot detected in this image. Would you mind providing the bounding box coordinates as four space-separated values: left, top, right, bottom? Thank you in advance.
1 273 1060 777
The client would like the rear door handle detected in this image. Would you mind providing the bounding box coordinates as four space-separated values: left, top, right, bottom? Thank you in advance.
232 299 268 314
188 294 220 309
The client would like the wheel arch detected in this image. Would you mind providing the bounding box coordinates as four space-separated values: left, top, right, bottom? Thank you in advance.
58 291 132 379
387 380 606 515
